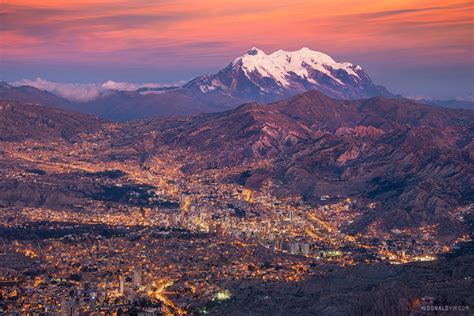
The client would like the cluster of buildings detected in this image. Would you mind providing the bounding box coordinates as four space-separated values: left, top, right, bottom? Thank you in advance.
1 134 472 314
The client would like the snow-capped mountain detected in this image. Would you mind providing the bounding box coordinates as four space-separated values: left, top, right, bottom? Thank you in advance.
1 48 396 121
185 47 393 102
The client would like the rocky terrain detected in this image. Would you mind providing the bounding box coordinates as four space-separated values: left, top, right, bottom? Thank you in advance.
0 82 72 109
0 100 102 142
0 91 473 315
123 91 474 239
185 47 393 103
1 90 473 239
421 99 474 110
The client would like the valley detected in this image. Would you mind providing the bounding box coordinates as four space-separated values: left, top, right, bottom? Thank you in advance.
0 92 472 314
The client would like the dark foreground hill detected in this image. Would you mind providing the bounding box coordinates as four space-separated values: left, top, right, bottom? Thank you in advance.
210 250 474 315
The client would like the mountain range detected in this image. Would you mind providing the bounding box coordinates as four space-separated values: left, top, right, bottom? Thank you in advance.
1 45 473 240
2 47 471 121
0 100 102 142
1 89 472 240
184 47 393 103
1 47 398 121
127 91 473 237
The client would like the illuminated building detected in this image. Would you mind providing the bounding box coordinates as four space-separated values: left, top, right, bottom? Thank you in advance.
243 189 254 203
289 210 295 221
119 276 126 295
133 267 143 288
60 298 76 316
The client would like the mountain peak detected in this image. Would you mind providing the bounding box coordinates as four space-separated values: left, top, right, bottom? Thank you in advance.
247 47 265 56
232 47 362 88
0 81 12 89
186 46 394 102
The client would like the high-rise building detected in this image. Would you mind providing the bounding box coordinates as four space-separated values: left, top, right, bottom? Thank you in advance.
300 243 310 256
288 210 295 221
180 194 191 211
289 242 299 255
274 238 284 251
243 189 254 203
215 223 223 235
60 298 76 316
119 276 126 295
141 207 150 219
132 267 143 288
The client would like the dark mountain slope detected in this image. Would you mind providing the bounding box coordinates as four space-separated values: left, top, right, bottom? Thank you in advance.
0 100 103 142
127 90 473 236
0 81 72 109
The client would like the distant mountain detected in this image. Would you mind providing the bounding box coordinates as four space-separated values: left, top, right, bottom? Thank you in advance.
184 47 394 103
78 88 208 121
0 81 72 109
1 48 397 121
418 98 474 110
1 91 473 238
0 81 242 121
0 99 102 142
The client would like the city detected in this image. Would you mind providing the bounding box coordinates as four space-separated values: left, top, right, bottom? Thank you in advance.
0 126 472 314
1 0 473 314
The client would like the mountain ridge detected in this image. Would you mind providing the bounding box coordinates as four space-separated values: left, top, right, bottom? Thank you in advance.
0 99 103 142
1 90 473 240
184 47 394 102
1 47 398 121
122 90 473 238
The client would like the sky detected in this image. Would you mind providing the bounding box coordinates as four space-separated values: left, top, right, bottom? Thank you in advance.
1 0 473 99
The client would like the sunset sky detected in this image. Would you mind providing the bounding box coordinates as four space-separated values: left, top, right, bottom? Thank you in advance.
1 0 473 99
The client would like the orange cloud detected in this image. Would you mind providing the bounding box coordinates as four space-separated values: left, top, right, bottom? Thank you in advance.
1 0 472 69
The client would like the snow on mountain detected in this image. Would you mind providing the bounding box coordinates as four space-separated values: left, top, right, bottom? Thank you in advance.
185 47 393 102
234 47 360 87
1 48 395 121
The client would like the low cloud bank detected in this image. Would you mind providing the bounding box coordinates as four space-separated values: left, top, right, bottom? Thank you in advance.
11 78 184 102
406 94 474 102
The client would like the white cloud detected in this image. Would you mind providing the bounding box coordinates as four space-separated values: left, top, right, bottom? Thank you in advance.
455 95 474 102
405 94 474 102
404 94 433 101
101 80 180 91
12 78 101 102
11 78 184 102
